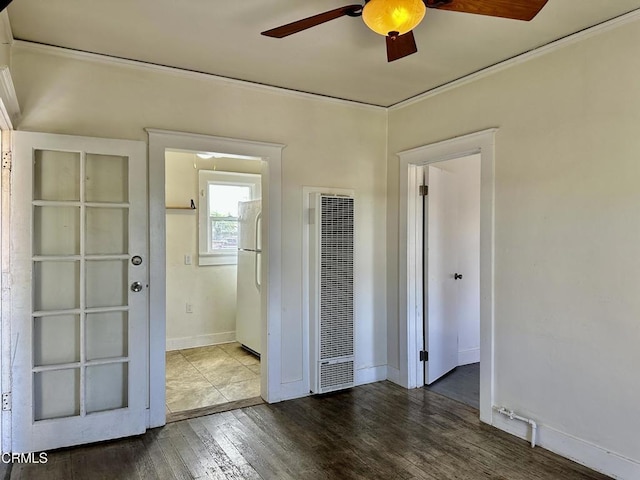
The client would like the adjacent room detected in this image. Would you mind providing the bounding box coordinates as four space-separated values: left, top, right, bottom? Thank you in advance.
165 150 264 418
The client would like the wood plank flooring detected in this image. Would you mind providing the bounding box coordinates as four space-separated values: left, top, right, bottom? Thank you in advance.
10 381 609 479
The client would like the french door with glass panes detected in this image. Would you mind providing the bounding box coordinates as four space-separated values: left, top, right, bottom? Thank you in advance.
10 132 148 453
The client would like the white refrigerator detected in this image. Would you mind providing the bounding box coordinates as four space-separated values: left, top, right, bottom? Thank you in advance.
236 199 261 355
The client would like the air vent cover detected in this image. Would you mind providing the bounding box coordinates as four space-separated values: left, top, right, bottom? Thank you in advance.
310 194 355 394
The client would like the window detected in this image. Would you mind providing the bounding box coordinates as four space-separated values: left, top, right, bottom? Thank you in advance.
198 171 261 265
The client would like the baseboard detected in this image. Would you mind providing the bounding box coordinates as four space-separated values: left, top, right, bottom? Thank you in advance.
458 347 480 366
386 366 401 385
166 331 235 351
492 413 640 480
355 365 387 386
279 380 309 402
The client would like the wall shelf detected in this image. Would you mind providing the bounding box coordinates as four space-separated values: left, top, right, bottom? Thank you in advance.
166 199 196 212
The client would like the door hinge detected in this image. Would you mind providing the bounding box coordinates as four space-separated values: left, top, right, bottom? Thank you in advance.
419 185 428 196
419 351 428 362
2 392 11 411
1 151 11 171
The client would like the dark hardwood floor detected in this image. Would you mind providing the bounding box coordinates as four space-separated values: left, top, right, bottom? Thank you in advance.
10 381 609 479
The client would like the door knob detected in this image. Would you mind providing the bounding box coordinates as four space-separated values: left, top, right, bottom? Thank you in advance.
454 273 463 280
130 281 143 292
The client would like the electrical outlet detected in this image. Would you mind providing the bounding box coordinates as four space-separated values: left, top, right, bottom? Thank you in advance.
184 254 192 265
186 303 193 313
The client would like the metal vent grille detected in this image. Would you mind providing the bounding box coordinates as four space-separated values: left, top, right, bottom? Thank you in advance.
320 196 354 360
320 360 354 390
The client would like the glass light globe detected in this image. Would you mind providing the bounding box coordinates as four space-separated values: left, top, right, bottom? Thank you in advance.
362 0 426 37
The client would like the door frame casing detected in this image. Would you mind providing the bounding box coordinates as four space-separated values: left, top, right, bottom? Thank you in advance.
397 128 496 424
147 129 284 428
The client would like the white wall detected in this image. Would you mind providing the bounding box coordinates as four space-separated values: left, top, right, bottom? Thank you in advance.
388 19 640 474
165 151 262 350
10 43 388 393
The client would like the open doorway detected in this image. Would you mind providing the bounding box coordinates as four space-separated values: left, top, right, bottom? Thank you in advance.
147 129 284 428
397 128 495 424
422 154 480 409
164 150 264 420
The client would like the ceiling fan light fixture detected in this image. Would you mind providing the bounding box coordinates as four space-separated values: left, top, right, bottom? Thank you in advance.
362 0 426 37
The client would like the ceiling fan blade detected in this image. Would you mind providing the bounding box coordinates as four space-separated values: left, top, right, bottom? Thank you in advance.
426 0 549 21
386 31 418 62
262 4 363 38
0 0 13 12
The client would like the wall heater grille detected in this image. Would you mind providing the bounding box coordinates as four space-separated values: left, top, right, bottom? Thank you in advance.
310 194 355 394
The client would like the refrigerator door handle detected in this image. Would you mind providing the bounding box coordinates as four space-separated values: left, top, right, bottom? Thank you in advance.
254 211 262 292
255 211 262 252
255 251 261 292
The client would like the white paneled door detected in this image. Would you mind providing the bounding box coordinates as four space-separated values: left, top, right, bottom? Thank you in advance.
424 165 459 384
10 132 148 453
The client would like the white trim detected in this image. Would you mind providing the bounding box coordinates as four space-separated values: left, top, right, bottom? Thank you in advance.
355 365 387 386
197 170 260 266
165 332 236 352
397 128 496 425
390 8 640 110
386 366 401 384
0 130 11 453
0 66 20 130
147 128 284 429
279 381 309 402
11 9 640 110
0 11 12 45
458 348 480 366
13 41 386 112
492 414 640 480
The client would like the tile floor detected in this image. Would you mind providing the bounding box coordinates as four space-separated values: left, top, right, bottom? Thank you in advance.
165 342 261 414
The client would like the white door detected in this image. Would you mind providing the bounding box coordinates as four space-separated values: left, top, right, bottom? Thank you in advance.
10 132 148 452
424 165 459 384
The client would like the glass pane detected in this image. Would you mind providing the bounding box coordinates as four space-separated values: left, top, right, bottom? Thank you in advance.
211 218 238 249
86 311 128 360
86 260 127 308
86 208 128 255
85 154 128 203
34 315 80 366
86 363 128 413
33 206 80 256
34 261 80 311
209 184 250 217
33 150 80 201
34 369 80 421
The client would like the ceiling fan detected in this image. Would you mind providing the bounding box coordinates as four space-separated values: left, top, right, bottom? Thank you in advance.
262 0 549 62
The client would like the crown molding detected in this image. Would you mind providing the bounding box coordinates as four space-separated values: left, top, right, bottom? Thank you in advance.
10 7 640 113
0 66 19 129
0 11 12 46
12 40 386 113
389 8 640 111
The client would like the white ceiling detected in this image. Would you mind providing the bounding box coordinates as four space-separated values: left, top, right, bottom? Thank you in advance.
7 0 640 107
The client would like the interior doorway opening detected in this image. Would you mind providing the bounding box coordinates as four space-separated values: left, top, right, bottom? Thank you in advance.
397 128 495 424
147 129 285 428
422 154 481 410
164 150 264 421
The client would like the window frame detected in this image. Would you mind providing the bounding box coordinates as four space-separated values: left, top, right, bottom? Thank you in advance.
198 170 261 266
